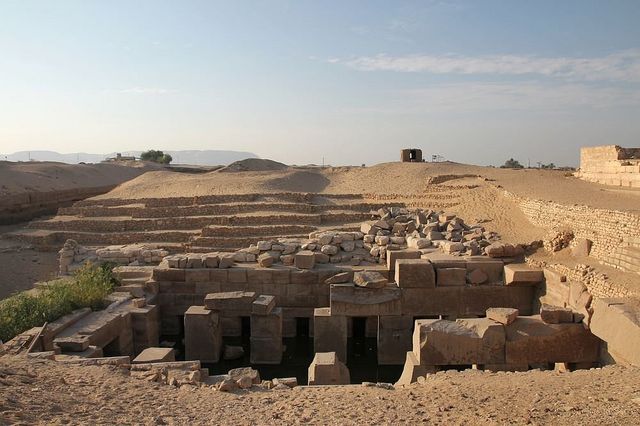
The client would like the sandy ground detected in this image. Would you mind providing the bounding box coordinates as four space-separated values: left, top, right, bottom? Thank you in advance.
0 225 58 299
0 355 638 425
95 162 640 213
0 160 162 197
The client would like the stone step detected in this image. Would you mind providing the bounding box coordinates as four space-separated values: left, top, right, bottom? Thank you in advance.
112 266 155 280
75 192 368 208
189 234 311 249
201 224 318 238
27 211 374 233
602 246 640 274
7 228 200 247
59 201 397 219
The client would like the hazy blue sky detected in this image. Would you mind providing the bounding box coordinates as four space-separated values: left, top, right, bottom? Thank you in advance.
1 0 639 166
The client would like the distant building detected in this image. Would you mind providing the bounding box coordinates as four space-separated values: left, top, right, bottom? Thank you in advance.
578 145 640 187
104 153 137 162
400 148 423 163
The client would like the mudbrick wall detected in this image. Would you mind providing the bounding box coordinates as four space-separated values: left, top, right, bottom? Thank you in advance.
0 186 116 225
505 191 640 261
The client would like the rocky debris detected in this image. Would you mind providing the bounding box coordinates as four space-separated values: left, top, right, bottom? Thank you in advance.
484 242 525 258
230 207 501 268
218 378 238 392
273 377 298 388
222 345 244 360
353 271 387 289
325 271 354 284
216 367 261 392
257 253 274 268
59 240 168 275
544 229 574 253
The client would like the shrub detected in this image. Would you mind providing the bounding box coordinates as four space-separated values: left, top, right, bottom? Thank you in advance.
0 263 116 342
140 149 172 164
501 158 524 169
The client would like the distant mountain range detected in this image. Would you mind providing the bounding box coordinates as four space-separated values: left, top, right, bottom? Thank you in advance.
1 150 259 166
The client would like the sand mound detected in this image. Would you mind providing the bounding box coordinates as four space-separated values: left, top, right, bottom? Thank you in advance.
218 158 288 173
262 170 330 193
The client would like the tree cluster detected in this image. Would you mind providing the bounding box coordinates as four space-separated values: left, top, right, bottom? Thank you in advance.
140 150 172 164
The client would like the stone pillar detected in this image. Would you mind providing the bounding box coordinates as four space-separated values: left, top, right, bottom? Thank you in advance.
308 352 350 385
313 308 347 362
250 296 283 364
184 306 222 363
377 315 413 365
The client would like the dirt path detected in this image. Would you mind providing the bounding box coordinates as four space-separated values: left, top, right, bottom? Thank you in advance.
0 356 639 425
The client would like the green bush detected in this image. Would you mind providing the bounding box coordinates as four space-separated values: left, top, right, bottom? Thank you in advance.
140 149 172 164
0 263 116 342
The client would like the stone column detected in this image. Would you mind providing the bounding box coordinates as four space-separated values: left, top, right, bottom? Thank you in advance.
250 295 283 364
313 307 347 362
184 306 222 363
377 315 413 365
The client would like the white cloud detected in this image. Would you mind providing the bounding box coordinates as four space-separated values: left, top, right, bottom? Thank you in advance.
117 87 175 95
339 82 640 114
338 50 640 82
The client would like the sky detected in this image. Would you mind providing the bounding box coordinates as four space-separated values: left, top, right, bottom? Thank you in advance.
1 0 639 167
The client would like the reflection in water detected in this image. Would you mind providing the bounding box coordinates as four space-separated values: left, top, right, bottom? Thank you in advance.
163 332 402 385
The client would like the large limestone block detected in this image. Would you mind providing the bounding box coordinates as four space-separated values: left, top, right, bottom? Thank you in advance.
465 258 504 283
504 264 543 286
313 308 347 361
184 306 222 363
395 351 436 386
295 250 316 270
330 283 402 317
505 316 600 365
308 352 350 385
132 347 175 364
590 298 640 366
486 307 519 325
413 318 505 366
251 308 283 338
395 259 435 288
436 268 466 286
386 249 421 272
252 295 276 315
540 303 573 324
204 291 257 315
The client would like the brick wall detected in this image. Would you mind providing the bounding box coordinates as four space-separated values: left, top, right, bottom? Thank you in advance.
578 145 640 187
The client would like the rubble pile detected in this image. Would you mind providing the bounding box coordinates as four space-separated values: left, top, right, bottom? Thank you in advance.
230 206 504 268
59 240 168 274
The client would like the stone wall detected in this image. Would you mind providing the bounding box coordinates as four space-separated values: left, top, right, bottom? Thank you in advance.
505 191 640 289
578 145 640 187
0 185 116 225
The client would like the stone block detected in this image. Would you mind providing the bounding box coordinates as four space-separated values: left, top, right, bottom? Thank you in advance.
540 303 574 324
204 291 257 315
153 267 185 282
590 298 640 367
291 270 316 285
252 295 276 315
436 268 467 286
251 308 283 338
504 264 543 286
330 283 402 317
313 307 347 362
250 336 283 364
221 316 242 337
185 269 210 283
354 270 387 288
395 351 436 386
386 249 421 272
395 259 436 288
295 250 316 270
209 269 228 283
486 307 519 325
413 318 506 366
132 347 175 364
247 268 273 285
227 268 247 283
465 258 504 283
378 315 413 365
184 306 222 363
505 316 600 365
308 352 350 385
